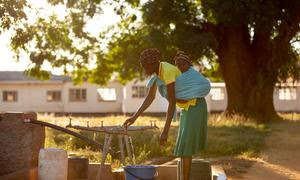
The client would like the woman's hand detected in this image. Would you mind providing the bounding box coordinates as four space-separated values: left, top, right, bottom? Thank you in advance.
159 131 168 146
123 117 137 129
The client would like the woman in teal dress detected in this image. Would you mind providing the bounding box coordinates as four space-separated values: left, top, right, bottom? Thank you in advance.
123 49 209 180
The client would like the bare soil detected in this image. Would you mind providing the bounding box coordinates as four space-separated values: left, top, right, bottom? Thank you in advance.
240 119 300 180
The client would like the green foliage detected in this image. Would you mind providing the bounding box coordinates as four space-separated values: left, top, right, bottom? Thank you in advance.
0 0 29 33
201 61 223 82
9 0 300 84
11 0 108 84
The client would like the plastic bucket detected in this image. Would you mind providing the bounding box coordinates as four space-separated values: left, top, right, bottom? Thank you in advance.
123 165 158 180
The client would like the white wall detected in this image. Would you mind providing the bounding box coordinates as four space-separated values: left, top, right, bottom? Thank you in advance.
0 82 64 112
63 81 123 113
122 80 169 113
0 81 124 113
1 80 299 114
206 83 300 112
209 83 228 112
273 87 300 112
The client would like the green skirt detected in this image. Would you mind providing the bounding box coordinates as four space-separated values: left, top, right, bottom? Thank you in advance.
174 98 208 157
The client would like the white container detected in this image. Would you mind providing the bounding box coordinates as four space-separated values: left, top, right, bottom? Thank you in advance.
38 148 68 180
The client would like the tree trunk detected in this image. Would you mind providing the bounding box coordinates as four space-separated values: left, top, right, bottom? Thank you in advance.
216 25 279 122
223 68 278 122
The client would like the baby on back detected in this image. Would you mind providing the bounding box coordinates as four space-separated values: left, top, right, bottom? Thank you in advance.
146 51 211 109
174 51 211 101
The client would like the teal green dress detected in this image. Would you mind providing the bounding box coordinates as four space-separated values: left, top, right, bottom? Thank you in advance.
174 97 208 157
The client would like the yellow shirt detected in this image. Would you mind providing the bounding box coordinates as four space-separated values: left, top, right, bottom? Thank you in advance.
158 62 197 110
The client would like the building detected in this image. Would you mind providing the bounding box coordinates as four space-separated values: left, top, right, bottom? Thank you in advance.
273 83 300 112
0 71 123 113
0 71 299 113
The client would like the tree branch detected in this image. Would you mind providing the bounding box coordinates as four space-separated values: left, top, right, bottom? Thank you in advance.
175 21 218 36
276 0 300 43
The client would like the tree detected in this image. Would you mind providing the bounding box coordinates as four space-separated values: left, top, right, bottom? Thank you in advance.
107 0 300 121
11 0 300 121
0 0 29 34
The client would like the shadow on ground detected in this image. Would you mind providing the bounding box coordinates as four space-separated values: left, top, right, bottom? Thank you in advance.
240 118 300 180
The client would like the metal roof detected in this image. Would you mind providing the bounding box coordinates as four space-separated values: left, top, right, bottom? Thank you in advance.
0 71 71 82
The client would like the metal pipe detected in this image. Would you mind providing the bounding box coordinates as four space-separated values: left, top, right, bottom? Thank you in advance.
24 119 104 150
66 125 159 135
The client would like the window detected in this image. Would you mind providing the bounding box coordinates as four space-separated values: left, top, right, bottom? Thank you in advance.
69 89 87 101
132 86 148 98
47 91 61 102
97 88 117 101
210 88 225 100
278 88 297 100
3 91 18 102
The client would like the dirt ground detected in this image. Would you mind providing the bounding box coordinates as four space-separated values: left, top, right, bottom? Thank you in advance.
160 118 300 180
239 119 300 180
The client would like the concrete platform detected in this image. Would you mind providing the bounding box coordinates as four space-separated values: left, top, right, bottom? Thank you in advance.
0 161 226 180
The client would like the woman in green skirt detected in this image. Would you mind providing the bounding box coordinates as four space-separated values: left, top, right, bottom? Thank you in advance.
123 49 209 180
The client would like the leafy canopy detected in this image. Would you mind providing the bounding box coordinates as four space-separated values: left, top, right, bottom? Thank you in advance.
0 0 29 34
10 0 300 84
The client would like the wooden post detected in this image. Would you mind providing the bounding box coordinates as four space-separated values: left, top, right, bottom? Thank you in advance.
97 134 113 180
118 135 125 165
128 136 136 164
102 134 113 165
124 135 132 163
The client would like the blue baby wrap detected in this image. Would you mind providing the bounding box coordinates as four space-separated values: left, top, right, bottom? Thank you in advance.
146 67 211 100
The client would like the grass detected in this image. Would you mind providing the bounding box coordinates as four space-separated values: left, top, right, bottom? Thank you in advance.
40 113 270 168
203 114 269 158
279 112 300 121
